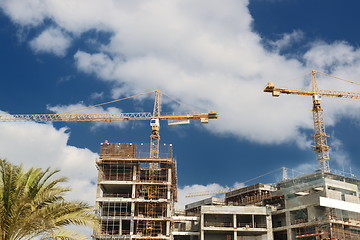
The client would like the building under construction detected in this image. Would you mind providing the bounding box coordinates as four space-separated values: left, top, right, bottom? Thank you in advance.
93 141 360 240
94 142 177 239
175 171 360 240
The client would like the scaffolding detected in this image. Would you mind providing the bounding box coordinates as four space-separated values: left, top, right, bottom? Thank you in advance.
94 142 177 240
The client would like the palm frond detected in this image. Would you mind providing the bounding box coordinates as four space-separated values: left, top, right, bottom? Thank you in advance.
0 160 96 240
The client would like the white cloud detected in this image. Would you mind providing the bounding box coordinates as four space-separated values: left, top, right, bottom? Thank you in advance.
0 0 47 26
29 27 71 56
329 136 350 169
176 183 224 210
90 92 104 100
304 41 360 71
0 113 99 205
268 30 304 52
176 182 247 210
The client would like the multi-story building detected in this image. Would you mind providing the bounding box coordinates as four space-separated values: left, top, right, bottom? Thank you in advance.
94 142 177 240
178 173 360 240
93 142 360 239
271 171 360 239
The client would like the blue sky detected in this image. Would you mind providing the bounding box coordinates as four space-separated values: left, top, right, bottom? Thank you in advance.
1 0 360 211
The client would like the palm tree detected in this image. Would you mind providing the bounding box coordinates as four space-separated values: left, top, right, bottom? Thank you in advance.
0 160 97 240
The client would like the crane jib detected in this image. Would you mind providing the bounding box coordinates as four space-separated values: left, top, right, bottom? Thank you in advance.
0 112 219 122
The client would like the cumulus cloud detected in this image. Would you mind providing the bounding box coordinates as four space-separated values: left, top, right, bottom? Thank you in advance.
304 41 360 71
330 136 350 168
29 27 71 56
176 181 247 210
268 30 305 52
176 183 225 210
90 92 104 100
0 112 98 203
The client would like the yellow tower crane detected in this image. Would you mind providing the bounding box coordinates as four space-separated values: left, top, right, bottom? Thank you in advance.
264 70 360 172
0 90 218 159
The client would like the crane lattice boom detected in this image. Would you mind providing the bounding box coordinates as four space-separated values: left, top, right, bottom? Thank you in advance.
0 112 217 122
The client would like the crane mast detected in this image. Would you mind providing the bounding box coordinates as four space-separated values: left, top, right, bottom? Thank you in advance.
311 70 330 172
150 90 161 159
312 94 330 172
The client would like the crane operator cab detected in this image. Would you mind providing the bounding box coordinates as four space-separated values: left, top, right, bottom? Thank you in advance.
150 118 159 127
150 118 160 139
313 95 322 105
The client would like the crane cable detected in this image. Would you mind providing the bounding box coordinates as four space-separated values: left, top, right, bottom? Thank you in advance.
277 70 360 91
278 72 311 89
316 70 360 87
186 167 284 197
56 89 208 117
241 167 283 185
55 90 157 115
161 92 199 113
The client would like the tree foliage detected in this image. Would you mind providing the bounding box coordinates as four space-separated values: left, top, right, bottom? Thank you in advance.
0 160 96 240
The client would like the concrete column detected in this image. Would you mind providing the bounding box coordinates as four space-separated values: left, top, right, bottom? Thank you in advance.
285 210 293 240
167 167 173 238
119 219 122 235
168 168 172 200
168 168 172 183
131 184 136 199
167 187 171 200
132 166 137 198
167 202 171 218
133 165 137 181
166 220 171 236
130 220 134 235
130 202 135 235
200 212 205 240
266 210 274 240
233 214 237 240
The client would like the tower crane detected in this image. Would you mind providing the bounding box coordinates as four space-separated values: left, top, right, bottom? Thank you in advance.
264 70 360 172
0 90 218 159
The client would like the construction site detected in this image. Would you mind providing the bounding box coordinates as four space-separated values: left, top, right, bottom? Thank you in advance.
2 72 360 239
90 73 360 239
92 137 360 240
91 71 360 239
